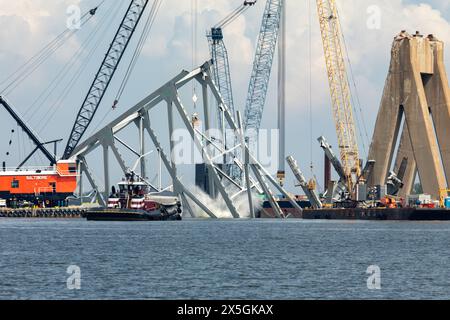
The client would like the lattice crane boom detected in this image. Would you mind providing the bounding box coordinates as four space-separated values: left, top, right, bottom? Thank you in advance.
0 96 57 167
207 0 257 125
316 0 360 190
207 1 256 182
63 0 150 159
244 0 283 142
207 28 235 123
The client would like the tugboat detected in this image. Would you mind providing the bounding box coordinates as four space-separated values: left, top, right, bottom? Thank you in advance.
85 173 182 221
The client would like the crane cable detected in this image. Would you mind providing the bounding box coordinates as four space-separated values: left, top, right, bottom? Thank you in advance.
0 3 104 96
89 0 164 136
335 3 370 158
215 2 254 29
0 24 75 89
36 2 124 134
23 1 119 122
192 0 198 108
308 0 322 192
0 11 96 96
114 0 164 106
1 1 110 162
5 129 14 157
17 124 23 164
215 6 243 28
308 0 313 174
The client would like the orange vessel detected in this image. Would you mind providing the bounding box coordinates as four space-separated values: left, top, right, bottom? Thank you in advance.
0 160 77 208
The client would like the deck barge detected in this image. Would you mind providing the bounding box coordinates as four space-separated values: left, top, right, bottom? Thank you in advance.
258 199 450 221
302 208 450 221
0 207 89 219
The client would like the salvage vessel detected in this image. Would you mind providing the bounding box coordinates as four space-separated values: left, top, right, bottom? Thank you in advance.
85 175 182 221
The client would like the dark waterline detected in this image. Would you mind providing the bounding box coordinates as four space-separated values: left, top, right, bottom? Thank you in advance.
0 218 449 300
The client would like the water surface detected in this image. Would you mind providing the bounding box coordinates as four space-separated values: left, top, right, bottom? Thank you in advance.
0 218 449 299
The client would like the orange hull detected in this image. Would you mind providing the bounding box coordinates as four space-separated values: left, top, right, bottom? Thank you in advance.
0 161 77 207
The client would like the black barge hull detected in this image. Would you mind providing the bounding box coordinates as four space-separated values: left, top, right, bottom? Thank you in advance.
258 199 450 220
302 208 450 221
85 208 182 221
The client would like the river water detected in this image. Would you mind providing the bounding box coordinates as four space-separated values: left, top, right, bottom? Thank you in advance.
0 218 449 300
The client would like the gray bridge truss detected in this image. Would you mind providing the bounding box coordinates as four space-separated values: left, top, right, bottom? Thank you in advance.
70 61 302 218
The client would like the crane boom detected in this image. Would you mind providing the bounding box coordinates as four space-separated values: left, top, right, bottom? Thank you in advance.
207 28 235 123
244 0 283 142
207 1 256 125
63 0 150 159
207 1 256 182
0 96 58 168
316 0 360 191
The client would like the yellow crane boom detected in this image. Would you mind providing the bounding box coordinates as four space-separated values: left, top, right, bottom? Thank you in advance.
316 0 361 191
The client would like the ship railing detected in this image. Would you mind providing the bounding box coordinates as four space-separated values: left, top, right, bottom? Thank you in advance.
35 187 56 196
1 166 56 173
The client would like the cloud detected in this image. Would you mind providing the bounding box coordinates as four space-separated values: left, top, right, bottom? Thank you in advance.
0 0 81 54
0 0 449 193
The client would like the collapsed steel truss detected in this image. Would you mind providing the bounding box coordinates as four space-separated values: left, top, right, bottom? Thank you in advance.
70 61 302 218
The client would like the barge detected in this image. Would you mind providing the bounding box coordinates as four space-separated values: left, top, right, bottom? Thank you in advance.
302 207 450 221
258 198 450 220
0 207 87 218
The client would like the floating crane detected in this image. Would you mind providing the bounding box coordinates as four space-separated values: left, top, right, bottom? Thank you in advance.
63 0 151 159
0 97 77 208
316 0 361 195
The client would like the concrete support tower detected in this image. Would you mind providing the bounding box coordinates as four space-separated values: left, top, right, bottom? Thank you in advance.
368 31 450 199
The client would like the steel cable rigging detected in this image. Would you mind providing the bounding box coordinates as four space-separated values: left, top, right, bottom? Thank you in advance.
35 2 125 134
334 4 370 157
63 0 153 159
87 0 164 137
0 2 106 167
0 4 103 96
191 0 198 109
114 0 164 107
23 1 121 122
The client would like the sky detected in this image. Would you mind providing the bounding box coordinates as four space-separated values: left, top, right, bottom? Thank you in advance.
0 0 449 195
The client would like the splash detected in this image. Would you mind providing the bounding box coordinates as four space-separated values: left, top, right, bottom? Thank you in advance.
185 186 263 219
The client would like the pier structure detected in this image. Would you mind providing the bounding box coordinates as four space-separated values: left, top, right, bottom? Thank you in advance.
369 31 450 199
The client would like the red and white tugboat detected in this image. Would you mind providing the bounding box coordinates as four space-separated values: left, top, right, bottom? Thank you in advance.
85 173 182 221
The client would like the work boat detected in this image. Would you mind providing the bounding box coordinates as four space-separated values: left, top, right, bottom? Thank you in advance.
85 174 182 221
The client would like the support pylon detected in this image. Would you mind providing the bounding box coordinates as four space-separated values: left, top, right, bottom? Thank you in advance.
368 31 450 199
